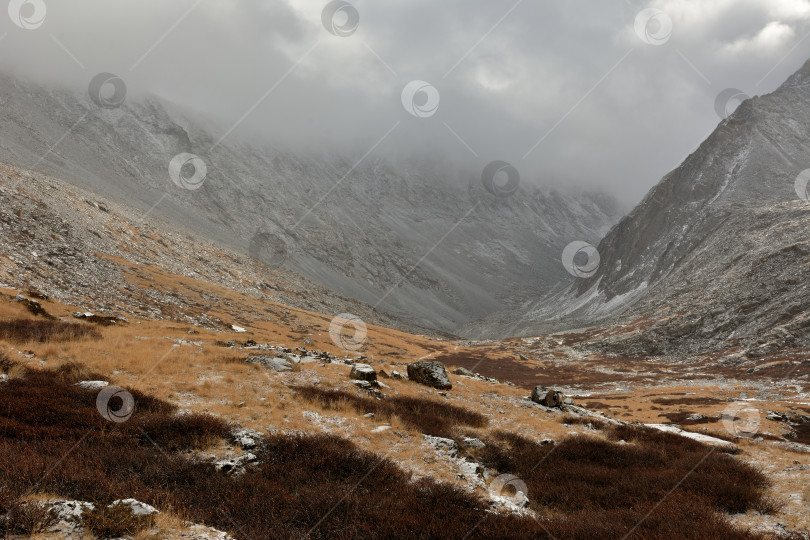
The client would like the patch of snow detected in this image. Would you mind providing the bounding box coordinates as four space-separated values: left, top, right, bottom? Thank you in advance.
644 424 734 447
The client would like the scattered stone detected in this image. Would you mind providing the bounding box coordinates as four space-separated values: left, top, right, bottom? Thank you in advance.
540 438 554 445
349 363 377 383
452 367 476 377
391 370 403 380
214 453 259 475
230 427 263 450
74 380 109 390
686 413 708 422
378 369 390 378
363 412 375 418
231 325 246 333
0 374 8 383
407 361 452 390
563 397 575 406
461 436 485 449
352 380 383 398
423 434 459 457
72 311 96 319
371 425 390 433
245 355 298 372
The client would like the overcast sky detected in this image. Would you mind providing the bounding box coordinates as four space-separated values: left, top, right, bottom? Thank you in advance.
2 0 810 204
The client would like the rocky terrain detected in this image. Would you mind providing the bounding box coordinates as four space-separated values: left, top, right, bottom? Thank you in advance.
0 73 621 333
466 59 810 359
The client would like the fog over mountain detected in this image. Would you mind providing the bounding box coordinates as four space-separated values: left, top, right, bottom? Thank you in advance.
2 0 809 203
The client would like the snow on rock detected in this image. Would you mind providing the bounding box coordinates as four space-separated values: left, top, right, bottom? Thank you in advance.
74 380 109 390
50 499 95 523
230 427 263 450
644 424 734 447
110 498 159 516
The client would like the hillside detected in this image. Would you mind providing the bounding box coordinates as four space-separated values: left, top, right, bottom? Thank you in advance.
0 74 621 333
465 59 810 358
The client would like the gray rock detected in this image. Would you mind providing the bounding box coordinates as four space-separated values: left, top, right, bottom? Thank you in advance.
423 434 459 457
245 355 298 372
349 363 377 382
407 361 452 390
214 453 259 475
230 427 263 450
530 385 548 404
452 367 476 377
542 390 566 409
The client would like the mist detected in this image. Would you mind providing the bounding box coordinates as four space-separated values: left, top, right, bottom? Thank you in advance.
2 0 809 205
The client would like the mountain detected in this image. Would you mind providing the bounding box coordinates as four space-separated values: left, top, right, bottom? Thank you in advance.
466 59 810 356
0 73 621 333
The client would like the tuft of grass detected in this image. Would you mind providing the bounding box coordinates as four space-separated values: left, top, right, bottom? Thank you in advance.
0 319 100 343
292 385 487 438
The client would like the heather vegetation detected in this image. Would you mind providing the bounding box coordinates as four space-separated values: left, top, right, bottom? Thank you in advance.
293 385 488 439
0 365 782 539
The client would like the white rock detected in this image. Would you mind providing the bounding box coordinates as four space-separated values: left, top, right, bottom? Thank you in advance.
230 427 263 450
109 498 159 516
74 380 109 390
644 424 734 447
231 325 246 333
49 500 95 522
371 425 390 433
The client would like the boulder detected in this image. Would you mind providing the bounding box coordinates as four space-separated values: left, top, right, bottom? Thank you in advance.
407 361 452 390
530 385 548 404
531 386 568 408
543 390 566 408
245 355 298 372
349 363 377 382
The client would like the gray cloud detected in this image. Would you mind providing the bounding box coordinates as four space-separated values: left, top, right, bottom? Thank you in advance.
1 0 809 204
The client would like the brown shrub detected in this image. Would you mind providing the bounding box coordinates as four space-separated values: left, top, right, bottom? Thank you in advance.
0 319 100 343
80 503 155 538
0 499 60 536
0 367 774 540
292 385 487 438
0 352 17 373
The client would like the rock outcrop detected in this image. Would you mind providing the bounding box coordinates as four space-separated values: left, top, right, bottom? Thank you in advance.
407 361 452 390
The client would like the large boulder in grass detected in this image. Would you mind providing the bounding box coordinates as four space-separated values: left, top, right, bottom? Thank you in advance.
530 385 548 404
349 363 377 382
407 361 452 390
530 386 567 408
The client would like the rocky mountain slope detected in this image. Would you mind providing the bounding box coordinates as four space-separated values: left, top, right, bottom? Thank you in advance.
0 73 620 333
467 59 810 356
